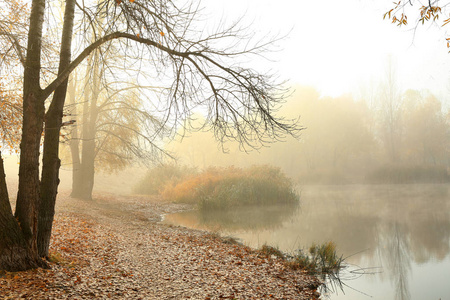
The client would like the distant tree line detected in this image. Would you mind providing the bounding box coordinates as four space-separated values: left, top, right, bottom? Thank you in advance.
167 83 450 184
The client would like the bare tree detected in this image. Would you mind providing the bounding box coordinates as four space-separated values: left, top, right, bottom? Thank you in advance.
66 53 169 200
0 0 301 270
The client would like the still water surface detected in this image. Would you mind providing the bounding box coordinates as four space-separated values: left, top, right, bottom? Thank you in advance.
162 184 450 300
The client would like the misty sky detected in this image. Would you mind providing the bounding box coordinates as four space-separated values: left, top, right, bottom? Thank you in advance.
203 0 450 103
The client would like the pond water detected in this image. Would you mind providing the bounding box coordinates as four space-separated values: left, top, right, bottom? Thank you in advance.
162 184 450 300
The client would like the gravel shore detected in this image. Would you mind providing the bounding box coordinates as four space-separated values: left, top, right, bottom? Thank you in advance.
1 192 321 299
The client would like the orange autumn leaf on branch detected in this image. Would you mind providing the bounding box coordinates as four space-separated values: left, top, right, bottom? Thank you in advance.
383 1 450 49
0 0 27 152
0 84 22 152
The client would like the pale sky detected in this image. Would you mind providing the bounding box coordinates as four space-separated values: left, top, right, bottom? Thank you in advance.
202 0 450 102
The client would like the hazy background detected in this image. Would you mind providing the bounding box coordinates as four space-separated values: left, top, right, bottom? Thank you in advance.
165 83 449 185
202 0 450 100
2 0 450 193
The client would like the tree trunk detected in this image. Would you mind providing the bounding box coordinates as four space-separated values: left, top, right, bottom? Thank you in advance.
70 91 96 199
38 0 76 258
0 154 45 271
73 105 97 200
70 50 100 200
69 87 88 199
15 92 45 255
15 0 46 256
70 140 95 200
67 75 83 198
70 143 82 196
79 136 96 200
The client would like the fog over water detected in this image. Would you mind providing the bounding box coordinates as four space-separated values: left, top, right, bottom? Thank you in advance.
164 184 450 299
159 81 450 299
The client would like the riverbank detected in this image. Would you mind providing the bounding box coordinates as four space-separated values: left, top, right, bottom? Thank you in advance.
0 192 321 299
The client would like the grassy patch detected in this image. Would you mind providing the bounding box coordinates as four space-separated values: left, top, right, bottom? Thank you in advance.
259 244 285 259
286 241 343 275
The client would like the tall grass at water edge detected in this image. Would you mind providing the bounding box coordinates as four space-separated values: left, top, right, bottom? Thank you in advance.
259 241 344 289
286 241 343 275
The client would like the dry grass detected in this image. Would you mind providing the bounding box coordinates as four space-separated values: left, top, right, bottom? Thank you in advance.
161 165 299 209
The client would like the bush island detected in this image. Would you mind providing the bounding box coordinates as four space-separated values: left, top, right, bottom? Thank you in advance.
135 164 298 209
161 165 299 210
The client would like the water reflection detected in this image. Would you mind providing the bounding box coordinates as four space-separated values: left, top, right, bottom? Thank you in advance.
167 203 298 231
163 184 450 299
378 223 411 300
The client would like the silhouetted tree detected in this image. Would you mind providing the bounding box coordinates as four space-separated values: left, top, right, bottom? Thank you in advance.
0 0 300 269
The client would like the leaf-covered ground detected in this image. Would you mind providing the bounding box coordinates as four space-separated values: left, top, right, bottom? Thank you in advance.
1 192 321 299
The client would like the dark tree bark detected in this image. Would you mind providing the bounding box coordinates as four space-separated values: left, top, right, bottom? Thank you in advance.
38 0 76 258
0 154 45 271
14 0 46 256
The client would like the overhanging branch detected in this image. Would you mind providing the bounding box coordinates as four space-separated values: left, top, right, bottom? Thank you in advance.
42 32 196 100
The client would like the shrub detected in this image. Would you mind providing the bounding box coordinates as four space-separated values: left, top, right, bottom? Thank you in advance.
161 165 299 209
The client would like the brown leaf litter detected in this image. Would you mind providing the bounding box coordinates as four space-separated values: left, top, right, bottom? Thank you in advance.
0 192 321 299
